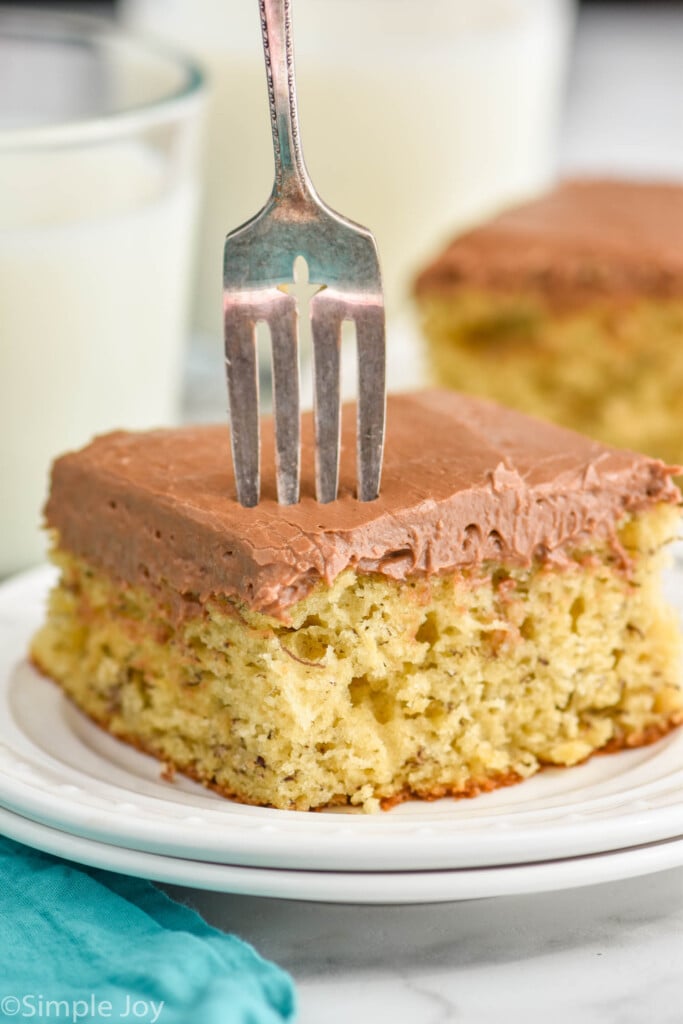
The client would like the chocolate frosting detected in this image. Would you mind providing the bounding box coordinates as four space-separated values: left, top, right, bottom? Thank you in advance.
415 179 683 308
45 391 680 618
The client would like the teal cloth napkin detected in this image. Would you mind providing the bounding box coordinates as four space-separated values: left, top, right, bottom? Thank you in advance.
0 837 297 1024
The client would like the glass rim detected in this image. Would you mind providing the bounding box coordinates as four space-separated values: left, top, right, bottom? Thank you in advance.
0 6 205 151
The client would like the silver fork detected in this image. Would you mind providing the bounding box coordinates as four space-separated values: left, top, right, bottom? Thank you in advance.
223 0 386 508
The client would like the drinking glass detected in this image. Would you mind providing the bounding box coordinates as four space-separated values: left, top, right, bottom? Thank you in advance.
0 10 205 575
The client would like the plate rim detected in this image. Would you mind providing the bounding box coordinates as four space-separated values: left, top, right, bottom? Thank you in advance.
2 803 682 905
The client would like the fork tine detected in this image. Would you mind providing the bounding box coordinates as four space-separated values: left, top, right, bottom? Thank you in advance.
355 301 386 502
224 304 260 507
310 290 342 503
270 291 300 504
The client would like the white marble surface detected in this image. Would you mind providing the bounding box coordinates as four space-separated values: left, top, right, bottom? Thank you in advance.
165 866 683 1023
169 5 683 1021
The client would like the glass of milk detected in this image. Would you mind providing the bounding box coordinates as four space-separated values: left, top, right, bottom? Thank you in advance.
0 10 204 576
123 0 574 338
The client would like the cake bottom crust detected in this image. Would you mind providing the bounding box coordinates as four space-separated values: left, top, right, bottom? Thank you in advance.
31 660 682 813
379 718 682 811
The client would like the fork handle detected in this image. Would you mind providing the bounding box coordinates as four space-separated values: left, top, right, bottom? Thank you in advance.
259 0 312 202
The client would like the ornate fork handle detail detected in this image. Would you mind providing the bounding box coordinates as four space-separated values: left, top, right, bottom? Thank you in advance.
259 0 311 201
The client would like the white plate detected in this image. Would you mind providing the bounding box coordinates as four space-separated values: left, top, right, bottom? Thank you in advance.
1 566 683 873
1 802 682 904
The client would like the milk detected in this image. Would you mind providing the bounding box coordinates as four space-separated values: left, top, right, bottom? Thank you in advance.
0 144 197 575
124 0 573 339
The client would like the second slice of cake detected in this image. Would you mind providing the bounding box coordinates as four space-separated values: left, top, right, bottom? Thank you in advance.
32 391 683 811
415 179 683 466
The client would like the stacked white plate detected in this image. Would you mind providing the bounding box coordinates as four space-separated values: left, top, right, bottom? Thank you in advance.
1 566 682 904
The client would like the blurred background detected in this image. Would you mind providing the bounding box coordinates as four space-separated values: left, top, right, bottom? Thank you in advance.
1 0 682 574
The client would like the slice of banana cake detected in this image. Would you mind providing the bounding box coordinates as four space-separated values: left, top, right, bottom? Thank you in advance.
32 391 683 812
